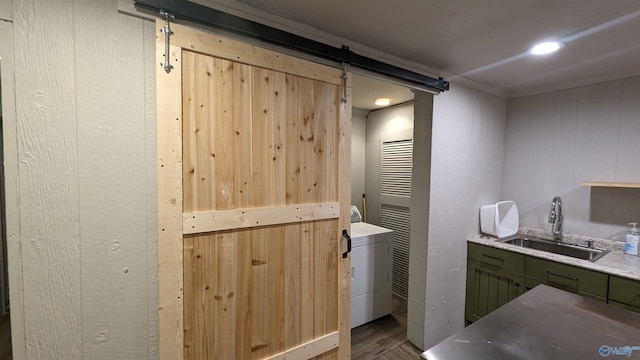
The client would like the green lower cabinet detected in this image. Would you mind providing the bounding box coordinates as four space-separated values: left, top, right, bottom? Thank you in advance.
465 259 525 323
608 275 640 314
466 242 640 323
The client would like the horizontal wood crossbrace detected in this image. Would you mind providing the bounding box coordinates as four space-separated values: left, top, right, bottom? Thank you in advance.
183 203 340 234
265 331 339 360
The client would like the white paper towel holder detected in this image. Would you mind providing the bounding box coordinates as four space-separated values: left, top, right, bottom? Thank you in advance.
480 201 519 238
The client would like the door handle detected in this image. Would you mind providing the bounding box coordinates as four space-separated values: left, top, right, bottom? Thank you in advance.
342 229 352 258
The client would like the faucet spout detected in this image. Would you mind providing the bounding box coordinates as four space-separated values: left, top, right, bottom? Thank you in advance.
548 196 563 242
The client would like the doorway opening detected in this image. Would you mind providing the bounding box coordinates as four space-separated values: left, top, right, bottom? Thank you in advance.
350 72 426 358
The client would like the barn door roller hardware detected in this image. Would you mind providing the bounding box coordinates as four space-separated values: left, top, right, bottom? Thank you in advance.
134 0 449 93
341 61 350 104
159 10 174 73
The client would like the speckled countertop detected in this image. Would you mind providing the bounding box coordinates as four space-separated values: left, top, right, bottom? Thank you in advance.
468 227 640 281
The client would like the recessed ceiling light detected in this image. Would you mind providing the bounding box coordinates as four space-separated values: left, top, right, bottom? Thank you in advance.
529 41 563 55
374 98 390 106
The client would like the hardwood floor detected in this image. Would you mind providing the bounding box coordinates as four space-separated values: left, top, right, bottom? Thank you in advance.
351 298 423 359
0 314 10 360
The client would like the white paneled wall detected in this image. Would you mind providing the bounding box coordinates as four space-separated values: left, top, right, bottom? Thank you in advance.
420 84 506 350
9 1 158 358
503 77 640 241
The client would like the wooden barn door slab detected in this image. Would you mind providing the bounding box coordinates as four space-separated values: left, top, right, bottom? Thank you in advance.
157 21 352 360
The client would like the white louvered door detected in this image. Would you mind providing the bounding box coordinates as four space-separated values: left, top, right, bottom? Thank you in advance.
379 129 413 300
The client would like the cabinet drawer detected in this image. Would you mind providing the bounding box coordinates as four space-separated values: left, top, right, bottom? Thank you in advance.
525 256 608 298
524 276 606 303
609 275 640 308
468 243 525 273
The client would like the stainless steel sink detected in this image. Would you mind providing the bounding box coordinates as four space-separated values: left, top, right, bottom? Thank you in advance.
499 236 610 262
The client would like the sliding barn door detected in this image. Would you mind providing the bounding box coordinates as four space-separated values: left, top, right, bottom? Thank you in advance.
156 21 352 360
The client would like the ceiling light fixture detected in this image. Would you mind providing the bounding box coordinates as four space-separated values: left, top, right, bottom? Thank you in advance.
529 41 563 55
375 98 390 106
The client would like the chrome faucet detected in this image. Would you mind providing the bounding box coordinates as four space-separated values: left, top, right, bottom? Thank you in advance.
548 196 563 243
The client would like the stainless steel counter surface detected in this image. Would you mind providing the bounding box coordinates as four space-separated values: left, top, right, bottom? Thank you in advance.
422 285 640 359
468 233 640 281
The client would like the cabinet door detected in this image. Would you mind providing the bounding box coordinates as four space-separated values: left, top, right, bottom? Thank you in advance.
525 256 608 298
608 275 640 312
465 259 525 323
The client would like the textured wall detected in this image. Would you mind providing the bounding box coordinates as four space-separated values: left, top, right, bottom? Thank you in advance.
10 0 158 358
351 108 368 215
503 76 640 242
406 92 432 349
364 102 414 225
424 83 506 349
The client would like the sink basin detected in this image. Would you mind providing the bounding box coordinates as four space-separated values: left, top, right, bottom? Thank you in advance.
499 236 610 262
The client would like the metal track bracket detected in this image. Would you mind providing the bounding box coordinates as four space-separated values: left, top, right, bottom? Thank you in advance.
341 62 350 104
159 10 175 73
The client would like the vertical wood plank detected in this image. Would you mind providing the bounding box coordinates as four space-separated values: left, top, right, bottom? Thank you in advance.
313 82 329 203
337 79 352 360
271 71 287 206
268 226 286 355
285 75 300 205
156 30 184 360
75 0 149 357
323 83 339 203
252 68 271 207
214 231 237 358
182 237 196 360
284 223 301 348
299 78 316 204
13 0 81 357
213 59 236 210
182 51 197 213
233 63 253 208
251 227 270 358
299 222 314 343
195 55 215 211
235 229 252 359
313 221 326 338
324 220 339 332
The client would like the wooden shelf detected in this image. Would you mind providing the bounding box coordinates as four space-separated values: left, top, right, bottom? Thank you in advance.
581 181 640 188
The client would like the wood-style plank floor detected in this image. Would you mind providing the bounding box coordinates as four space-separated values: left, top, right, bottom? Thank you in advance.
351 298 423 359
0 301 420 360
0 314 10 360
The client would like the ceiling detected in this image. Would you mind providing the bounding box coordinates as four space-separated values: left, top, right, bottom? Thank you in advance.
200 0 640 101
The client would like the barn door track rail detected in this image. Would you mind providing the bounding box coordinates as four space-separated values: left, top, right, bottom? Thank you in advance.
134 0 449 93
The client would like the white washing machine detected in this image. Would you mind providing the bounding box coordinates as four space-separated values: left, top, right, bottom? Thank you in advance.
350 221 394 329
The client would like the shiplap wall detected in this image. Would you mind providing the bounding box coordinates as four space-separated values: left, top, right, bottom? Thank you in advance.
422 83 506 349
10 0 158 358
503 76 640 241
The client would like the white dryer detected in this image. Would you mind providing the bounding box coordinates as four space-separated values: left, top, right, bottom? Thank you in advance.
350 221 394 328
